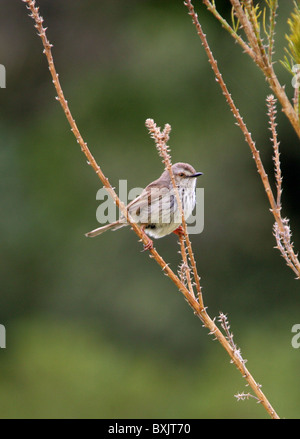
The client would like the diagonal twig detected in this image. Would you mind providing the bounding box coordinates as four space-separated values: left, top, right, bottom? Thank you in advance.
185 0 300 280
23 0 280 419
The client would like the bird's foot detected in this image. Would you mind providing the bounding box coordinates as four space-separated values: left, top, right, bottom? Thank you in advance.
142 239 154 251
140 227 154 251
173 225 185 237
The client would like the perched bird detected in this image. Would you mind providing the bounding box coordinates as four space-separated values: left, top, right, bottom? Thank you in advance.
86 162 203 250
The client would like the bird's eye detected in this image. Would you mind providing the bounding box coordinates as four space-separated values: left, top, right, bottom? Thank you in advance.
179 172 185 177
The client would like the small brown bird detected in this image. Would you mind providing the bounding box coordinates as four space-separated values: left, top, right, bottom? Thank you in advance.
85 162 203 250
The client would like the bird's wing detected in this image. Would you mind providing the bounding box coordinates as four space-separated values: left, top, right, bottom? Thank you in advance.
126 186 174 224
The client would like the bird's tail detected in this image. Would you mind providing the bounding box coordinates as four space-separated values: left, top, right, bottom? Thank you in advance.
85 221 125 238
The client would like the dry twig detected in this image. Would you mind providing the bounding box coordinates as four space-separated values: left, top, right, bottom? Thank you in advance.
185 0 300 280
23 0 280 419
203 0 300 139
266 95 300 278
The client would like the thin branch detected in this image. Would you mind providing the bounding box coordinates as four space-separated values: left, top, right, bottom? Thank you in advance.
230 0 265 68
267 94 282 208
235 392 260 402
266 95 300 278
204 0 300 139
186 1 276 210
185 0 300 280
242 0 269 66
177 234 195 299
23 0 280 419
273 220 300 279
145 118 203 306
202 0 255 59
22 0 199 313
266 0 278 63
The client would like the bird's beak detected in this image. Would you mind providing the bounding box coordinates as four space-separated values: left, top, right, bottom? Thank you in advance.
189 172 203 178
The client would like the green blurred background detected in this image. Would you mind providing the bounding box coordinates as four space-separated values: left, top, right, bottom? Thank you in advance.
0 0 300 419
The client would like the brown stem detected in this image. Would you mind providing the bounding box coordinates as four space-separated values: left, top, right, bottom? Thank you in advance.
186 0 300 280
23 0 280 419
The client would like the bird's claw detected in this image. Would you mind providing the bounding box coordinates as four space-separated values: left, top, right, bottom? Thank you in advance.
142 239 154 252
173 225 185 237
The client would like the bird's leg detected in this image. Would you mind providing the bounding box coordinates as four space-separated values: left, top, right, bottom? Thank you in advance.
140 227 154 251
173 225 185 237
